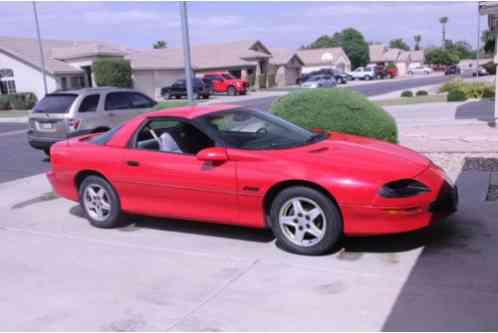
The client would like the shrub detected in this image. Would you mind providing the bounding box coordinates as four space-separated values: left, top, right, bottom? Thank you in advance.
482 85 495 99
447 89 467 102
271 88 398 143
0 95 11 110
400 90 413 97
440 78 495 99
416 90 429 96
482 61 496 75
0 93 38 110
93 58 132 88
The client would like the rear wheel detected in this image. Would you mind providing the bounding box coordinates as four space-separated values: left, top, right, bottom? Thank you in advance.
79 176 123 228
227 86 237 96
270 186 342 255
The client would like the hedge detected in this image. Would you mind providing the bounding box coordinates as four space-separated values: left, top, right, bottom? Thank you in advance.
93 58 132 88
400 90 413 97
447 89 467 102
416 90 429 96
0 93 38 110
271 89 398 143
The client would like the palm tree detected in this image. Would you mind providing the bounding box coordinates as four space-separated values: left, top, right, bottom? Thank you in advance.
414 35 422 51
153 40 167 49
439 17 448 47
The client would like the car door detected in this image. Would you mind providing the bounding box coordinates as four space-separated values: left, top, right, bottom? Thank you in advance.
116 117 239 223
171 80 186 97
104 92 138 126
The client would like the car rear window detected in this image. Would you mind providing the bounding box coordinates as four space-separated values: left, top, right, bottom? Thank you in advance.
33 94 78 114
89 125 124 145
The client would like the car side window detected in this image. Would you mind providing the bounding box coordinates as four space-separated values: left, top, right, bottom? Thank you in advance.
105 92 131 111
134 118 215 155
78 94 100 113
129 93 155 109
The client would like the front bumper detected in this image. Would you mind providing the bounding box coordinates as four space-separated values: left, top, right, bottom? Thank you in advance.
343 166 459 236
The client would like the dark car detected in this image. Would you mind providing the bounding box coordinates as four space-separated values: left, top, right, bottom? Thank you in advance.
298 69 347 85
445 65 461 76
161 78 210 100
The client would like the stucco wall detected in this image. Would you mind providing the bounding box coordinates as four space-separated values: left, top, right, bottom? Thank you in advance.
0 50 58 100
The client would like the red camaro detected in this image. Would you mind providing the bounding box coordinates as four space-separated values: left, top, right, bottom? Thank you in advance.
47 104 458 255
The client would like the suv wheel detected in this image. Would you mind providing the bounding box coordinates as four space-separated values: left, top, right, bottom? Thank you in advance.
80 176 124 228
270 186 342 255
365 75 371 81
227 86 237 96
163 92 170 100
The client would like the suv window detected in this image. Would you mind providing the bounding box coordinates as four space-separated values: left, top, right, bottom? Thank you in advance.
33 94 77 114
78 94 100 113
129 93 155 108
105 92 131 111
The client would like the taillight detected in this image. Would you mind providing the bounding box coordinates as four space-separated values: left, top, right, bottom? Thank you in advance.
67 118 81 132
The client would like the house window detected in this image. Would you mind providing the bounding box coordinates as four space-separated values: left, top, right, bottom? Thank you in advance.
61 77 68 90
0 68 16 94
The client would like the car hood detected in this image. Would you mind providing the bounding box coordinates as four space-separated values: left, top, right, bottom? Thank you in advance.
276 132 430 181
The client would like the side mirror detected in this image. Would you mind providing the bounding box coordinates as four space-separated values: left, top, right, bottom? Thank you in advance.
196 147 228 162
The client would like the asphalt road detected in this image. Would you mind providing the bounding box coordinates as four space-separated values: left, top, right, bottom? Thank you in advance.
0 75 452 184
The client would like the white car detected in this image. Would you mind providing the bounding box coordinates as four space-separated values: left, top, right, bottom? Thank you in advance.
408 65 432 75
351 67 375 80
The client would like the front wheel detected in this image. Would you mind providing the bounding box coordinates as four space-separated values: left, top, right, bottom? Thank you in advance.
270 186 342 255
227 86 237 96
80 176 123 228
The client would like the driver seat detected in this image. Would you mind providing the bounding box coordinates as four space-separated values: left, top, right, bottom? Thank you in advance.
159 132 182 153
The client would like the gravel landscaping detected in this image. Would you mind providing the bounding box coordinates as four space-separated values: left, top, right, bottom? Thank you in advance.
425 153 498 178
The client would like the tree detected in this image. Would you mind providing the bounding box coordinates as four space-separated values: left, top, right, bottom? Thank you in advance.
389 38 410 51
153 40 167 49
424 47 459 66
482 29 496 55
306 28 369 68
93 59 132 88
414 35 422 51
444 40 474 59
439 16 448 46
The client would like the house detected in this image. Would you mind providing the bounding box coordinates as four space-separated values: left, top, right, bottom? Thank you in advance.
368 44 425 75
0 37 303 99
296 48 351 74
0 37 128 99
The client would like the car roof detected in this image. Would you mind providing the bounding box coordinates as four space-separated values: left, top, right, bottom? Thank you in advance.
145 103 242 120
51 87 139 95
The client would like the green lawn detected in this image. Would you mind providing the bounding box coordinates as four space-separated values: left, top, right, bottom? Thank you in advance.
0 110 31 118
155 100 190 109
375 94 447 106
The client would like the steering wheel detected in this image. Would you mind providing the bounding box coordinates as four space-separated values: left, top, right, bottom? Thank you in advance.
256 127 268 135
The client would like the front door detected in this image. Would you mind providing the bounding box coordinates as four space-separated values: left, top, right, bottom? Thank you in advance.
116 118 238 223
104 91 155 127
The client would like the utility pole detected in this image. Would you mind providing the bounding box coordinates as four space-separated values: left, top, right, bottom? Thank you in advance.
33 1 48 96
179 1 194 103
476 2 481 81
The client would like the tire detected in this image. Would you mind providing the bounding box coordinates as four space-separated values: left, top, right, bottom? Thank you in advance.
193 92 199 100
365 75 371 81
203 94 210 99
79 175 124 228
270 186 342 255
227 86 237 96
163 92 170 100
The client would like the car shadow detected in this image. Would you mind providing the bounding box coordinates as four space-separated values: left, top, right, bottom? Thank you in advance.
69 205 275 243
454 99 496 127
381 157 498 331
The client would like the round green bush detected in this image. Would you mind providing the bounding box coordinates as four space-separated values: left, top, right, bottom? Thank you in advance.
482 86 495 99
416 90 429 96
0 96 11 111
400 90 413 97
447 89 467 102
271 89 398 143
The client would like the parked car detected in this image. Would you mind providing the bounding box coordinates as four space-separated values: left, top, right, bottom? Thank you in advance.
28 87 157 156
472 66 489 77
299 69 348 84
408 65 433 75
373 64 397 79
202 72 248 96
161 78 210 100
351 66 375 80
300 75 337 88
47 105 458 255
445 65 461 75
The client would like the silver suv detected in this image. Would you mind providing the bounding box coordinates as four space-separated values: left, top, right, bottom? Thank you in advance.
28 87 157 155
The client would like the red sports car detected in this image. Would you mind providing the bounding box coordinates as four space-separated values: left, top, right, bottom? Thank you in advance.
47 104 458 255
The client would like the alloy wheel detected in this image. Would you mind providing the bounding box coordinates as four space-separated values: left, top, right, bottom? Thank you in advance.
279 197 327 247
83 184 112 222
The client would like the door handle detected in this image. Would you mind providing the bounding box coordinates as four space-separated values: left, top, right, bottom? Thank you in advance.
126 160 140 167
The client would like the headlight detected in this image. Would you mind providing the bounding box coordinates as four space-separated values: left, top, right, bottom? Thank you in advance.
379 179 431 198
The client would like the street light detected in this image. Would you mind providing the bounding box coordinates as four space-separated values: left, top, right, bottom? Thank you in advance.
33 1 48 96
179 1 194 103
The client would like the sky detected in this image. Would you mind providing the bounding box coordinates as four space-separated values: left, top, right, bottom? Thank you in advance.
0 1 488 50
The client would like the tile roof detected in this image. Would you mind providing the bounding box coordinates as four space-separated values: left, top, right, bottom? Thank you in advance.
268 48 304 66
369 44 425 64
296 47 350 66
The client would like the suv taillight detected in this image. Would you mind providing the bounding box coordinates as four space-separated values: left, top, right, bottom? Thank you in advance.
67 118 81 132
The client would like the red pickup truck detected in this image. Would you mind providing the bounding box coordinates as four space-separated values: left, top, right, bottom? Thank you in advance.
202 72 248 96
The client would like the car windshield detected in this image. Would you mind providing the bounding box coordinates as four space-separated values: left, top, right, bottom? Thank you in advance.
199 109 328 150
308 76 322 81
222 74 235 80
33 94 77 113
